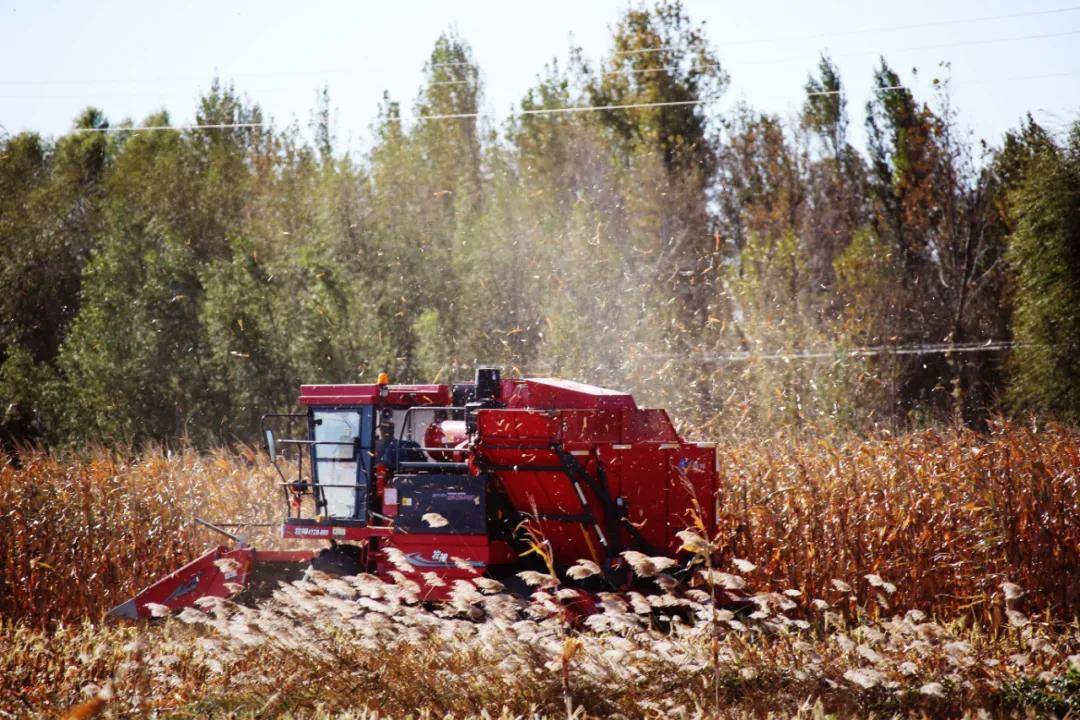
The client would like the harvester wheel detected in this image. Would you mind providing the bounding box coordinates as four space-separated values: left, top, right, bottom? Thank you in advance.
310 544 363 576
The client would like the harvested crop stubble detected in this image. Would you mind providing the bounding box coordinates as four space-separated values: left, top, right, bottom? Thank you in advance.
3 568 1079 718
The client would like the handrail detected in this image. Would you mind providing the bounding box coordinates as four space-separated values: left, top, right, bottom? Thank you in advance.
277 482 363 488
195 516 246 546
397 461 469 471
410 446 470 453
392 405 470 472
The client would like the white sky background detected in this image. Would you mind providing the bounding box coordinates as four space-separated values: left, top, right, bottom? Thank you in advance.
1 0 1078 154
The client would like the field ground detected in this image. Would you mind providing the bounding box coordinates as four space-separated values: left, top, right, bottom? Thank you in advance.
1 421 1078 718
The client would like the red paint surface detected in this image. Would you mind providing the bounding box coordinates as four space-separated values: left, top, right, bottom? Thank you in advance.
115 546 314 619
299 383 451 406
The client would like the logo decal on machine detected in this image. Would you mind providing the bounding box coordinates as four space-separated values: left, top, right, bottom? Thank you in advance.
292 527 332 537
164 573 201 602
404 551 484 568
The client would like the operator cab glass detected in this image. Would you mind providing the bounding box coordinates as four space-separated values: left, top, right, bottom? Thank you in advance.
310 407 374 521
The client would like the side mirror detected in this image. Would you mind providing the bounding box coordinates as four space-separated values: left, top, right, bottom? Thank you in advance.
264 428 277 460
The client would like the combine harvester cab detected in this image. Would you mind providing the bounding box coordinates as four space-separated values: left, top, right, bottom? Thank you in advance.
110 368 725 619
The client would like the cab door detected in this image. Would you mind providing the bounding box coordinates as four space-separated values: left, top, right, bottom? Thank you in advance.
310 407 374 521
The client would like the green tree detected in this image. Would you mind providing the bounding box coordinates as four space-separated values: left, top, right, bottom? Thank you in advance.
1006 123 1080 421
587 0 728 329
58 228 217 443
800 55 868 306
0 110 111 443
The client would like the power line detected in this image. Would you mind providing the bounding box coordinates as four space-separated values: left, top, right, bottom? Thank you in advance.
648 341 1023 364
13 63 1076 106
8 6 1077 90
519 98 703 115
70 122 266 133
13 62 1076 109
740 28 1080 69
32 64 1079 130
46 63 1077 129
9 26 1073 110
12 22 1076 131
613 5 1080 55
807 84 905 97
0 68 361 87
805 71 1080 98
415 98 704 121
413 110 481 120
602 63 721 77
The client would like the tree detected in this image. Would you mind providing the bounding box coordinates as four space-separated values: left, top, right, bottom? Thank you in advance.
586 0 728 328
1006 123 1080 421
0 110 110 444
800 55 868 309
862 61 1011 423
58 227 217 443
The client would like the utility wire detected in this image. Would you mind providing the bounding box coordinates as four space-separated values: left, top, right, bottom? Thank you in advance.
644 341 1024 364
19 24 1077 130
614 5 1080 55
805 70 1080 98
519 98 703 115
807 84 906 97
15 66 1077 105
70 122 266 133
738 28 1080 68
8 6 1077 89
415 98 704 121
602 63 721 77
45 63 1076 128
34 63 1079 129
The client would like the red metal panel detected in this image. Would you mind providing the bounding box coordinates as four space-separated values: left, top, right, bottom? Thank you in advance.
108 545 253 619
535 519 603 565
622 408 680 443
477 409 558 440
665 445 719 552
299 384 450 406
252 549 318 563
501 378 637 411
603 446 670 552
497 466 586 522
378 535 506 600
558 409 621 444
478 437 609 564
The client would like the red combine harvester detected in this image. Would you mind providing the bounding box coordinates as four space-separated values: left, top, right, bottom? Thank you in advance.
110 368 722 619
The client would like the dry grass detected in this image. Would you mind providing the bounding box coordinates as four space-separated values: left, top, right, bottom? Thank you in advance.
2 422 1079 717
2 566 1078 718
713 420 1080 624
0 445 279 629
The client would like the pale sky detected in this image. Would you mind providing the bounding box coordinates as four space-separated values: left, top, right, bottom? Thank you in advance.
2 0 1078 154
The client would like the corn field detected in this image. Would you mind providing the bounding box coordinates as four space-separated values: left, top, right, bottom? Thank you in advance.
2 422 1079 717
712 421 1080 625
0 445 281 629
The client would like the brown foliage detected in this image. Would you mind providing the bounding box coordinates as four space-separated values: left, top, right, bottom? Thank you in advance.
2 422 1077 632
0 446 278 629
713 420 1080 622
